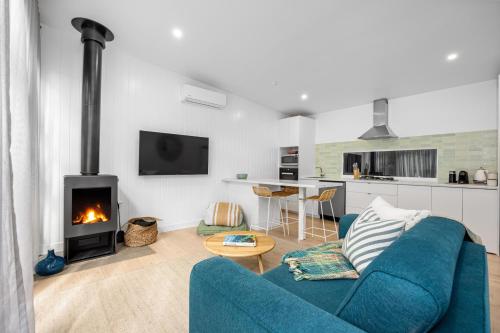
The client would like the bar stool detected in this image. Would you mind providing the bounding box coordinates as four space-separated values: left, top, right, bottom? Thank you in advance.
251 186 290 235
271 186 299 236
304 189 338 242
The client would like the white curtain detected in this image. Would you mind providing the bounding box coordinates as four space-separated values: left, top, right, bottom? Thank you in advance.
395 150 437 178
1 0 39 332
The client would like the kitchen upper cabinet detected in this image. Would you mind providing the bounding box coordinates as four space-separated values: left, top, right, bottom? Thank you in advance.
397 185 431 211
278 117 300 147
278 116 315 178
431 187 462 221
462 189 499 255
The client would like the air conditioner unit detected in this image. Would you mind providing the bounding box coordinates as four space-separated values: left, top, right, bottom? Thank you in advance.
181 84 227 109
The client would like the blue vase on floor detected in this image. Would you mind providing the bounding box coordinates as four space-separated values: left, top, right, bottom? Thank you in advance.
35 250 65 276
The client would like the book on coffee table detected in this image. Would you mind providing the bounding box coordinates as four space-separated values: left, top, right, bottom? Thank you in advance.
223 234 257 247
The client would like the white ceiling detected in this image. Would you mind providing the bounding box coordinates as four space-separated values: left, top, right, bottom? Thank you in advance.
40 0 500 114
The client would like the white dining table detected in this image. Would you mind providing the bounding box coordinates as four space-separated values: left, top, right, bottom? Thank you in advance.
222 178 343 240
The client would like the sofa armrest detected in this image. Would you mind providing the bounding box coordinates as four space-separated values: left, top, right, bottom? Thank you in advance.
339 214 358 238
190 257 365 333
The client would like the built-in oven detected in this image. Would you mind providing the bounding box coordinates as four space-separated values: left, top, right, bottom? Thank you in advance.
281 154 298 166
279 167 298 181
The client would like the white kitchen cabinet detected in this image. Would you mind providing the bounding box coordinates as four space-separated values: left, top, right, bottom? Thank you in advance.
278 118 289 148
346 192 373 210
278 117 300 147
278 116 315 179
347 182 397 196
346 205 364 214
397 185 432 211
297 117 315 178
462 189 499 255
431 187 463 221
344 181 499 255
346 182 397 211
289 117 300 147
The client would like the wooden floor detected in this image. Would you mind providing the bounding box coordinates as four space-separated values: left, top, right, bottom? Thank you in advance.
34 218 500 333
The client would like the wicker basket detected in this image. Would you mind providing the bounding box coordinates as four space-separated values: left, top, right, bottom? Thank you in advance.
124 217 159 247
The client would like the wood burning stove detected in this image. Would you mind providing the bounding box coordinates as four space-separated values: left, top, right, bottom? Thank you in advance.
64 18 117 264
64 175 117 263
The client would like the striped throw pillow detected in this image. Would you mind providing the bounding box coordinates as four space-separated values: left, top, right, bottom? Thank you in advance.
205 202 243 227
342 206 406 273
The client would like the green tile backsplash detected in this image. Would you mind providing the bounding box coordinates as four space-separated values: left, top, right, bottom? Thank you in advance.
316 130 497 183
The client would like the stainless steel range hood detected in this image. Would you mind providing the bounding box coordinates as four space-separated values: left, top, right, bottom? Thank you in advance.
358 98 398 140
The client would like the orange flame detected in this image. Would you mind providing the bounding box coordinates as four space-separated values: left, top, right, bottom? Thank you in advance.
73 204 109 224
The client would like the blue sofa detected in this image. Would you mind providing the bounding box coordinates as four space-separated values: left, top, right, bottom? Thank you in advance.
190 215 490 332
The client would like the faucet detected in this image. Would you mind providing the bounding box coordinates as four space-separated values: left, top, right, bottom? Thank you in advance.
316 166 325 177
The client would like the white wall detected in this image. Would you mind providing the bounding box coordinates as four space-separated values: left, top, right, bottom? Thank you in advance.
40 25 280 253
316 80 498 143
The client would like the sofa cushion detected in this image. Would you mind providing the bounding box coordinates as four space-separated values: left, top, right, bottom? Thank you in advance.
190 257 365 333
342 204 407 273
336 217 465 333
263 264 356 314
204 202 243 226
339 214 358 239
369 196 431 230
431 241 490 333
196 220 248 236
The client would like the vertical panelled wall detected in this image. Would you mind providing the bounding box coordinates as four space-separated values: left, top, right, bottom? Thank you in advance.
40 25 280 252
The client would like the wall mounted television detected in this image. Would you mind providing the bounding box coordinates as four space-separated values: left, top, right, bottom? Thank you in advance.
139 130 209 175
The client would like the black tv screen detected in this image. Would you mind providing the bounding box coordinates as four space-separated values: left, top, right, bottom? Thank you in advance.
139 131 209 175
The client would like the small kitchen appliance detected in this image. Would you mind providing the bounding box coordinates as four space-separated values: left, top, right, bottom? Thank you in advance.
281 154 298 166
279 167 298 181
458 171 469 184
473 167 488 184
448 171 457 183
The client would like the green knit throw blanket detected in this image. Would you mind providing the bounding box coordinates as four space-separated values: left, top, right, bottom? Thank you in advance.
282 241 359 281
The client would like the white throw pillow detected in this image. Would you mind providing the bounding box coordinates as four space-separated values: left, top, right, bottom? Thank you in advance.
342 205 406 273
369 196 431 231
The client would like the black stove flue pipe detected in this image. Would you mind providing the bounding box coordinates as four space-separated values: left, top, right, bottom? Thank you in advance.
71 18 114 175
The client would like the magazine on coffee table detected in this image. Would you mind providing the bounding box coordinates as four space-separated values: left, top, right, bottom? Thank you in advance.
223 234 257 247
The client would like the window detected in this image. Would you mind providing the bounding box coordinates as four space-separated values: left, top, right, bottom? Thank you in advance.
343 149 437 178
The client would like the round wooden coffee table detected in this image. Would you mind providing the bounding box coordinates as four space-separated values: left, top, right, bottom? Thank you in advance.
203 231 276 274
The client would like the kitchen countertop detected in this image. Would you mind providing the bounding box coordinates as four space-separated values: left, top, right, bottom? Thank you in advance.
300 176 498 190
222 178 343 188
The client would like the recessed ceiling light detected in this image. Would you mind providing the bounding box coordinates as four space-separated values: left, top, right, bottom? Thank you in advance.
300 93 308 101
172 27 183 40
446 53 458 61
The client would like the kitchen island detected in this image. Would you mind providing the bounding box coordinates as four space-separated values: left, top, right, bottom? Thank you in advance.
222 178 343 240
